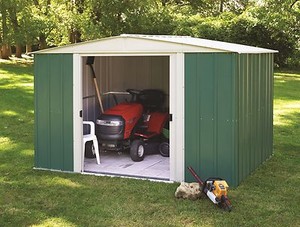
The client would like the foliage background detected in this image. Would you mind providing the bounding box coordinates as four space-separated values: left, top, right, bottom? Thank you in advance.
0 0 299 67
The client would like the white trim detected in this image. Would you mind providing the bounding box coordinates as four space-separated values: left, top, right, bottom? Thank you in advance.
169 53 185 182
73 54 83 172
31 35 277 54
79 53 174 56
33 167 77 174
82 172 174 183
74 53 185 182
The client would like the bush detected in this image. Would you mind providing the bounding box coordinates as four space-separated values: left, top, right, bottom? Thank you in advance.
226 15 296 67
286 49 300 69
173 12 297 67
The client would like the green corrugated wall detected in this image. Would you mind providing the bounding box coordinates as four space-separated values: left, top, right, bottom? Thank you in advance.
34 54 74 171
185 53 237 185
236 53 274 184
185 53 273 187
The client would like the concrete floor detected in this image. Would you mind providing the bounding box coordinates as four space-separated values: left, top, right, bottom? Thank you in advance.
84 150 170 180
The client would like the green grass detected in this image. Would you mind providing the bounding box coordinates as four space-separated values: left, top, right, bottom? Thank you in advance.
0 60 299 227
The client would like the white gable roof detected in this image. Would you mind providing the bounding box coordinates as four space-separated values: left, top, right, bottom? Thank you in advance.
33 34 278 54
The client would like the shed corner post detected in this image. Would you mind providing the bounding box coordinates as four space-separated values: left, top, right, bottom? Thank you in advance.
73 54 83 172
170 53 185 182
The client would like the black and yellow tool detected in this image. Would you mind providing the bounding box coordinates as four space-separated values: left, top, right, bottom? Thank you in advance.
188 166 232 212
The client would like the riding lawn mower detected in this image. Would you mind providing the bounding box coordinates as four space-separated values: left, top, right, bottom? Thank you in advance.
93 88 169 162
84 56 169 162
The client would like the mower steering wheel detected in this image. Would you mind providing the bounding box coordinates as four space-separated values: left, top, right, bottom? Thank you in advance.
126 89 141 95
126 89 141 102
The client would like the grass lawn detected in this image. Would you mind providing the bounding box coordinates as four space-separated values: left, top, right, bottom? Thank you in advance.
0 59 299 227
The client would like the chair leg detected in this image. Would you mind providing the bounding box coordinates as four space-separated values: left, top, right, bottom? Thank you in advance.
93 139 100 164
83 140 86 162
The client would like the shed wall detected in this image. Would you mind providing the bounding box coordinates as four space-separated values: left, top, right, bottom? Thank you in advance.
82 56 169 123
34 54 73 171
94 56 169 95
184 53 237 185
236 53 274 183
184 52 274 187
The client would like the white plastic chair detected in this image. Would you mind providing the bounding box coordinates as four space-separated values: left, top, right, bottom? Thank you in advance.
83 121 100 164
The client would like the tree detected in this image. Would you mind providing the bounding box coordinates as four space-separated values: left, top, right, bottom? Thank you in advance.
249 0 300 66
32 0 52 49
1 0 39 58
161 0 252 16
0 0 298 66
7 1 23 57
0 0 12 59
69 0 85 43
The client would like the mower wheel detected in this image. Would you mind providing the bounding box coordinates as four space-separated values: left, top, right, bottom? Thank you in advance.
130 140 145 162
85 141 96 158
159 142 169 157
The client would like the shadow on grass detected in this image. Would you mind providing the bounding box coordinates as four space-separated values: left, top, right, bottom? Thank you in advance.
0 62 182 226
0 62 34 145
1 146 182 226
273 111 300 152
273 71 300 153
274 75 300 100
0 89 34 144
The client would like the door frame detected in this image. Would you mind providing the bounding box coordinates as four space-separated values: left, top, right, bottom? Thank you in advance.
73 53 185 182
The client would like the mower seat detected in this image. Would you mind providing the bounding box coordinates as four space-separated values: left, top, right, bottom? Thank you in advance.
137 89 165 112
135 112 168 139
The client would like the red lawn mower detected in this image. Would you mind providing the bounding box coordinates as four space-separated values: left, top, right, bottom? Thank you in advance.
95 89 169 161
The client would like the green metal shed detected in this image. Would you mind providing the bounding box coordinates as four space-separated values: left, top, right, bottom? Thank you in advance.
34 34 277 186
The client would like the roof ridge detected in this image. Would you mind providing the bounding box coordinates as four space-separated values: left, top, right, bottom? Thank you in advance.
120 34 192 38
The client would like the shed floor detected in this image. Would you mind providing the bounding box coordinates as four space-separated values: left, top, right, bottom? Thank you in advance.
84 151 170 180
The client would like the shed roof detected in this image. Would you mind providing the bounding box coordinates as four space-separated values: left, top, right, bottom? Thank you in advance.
34 34 278 54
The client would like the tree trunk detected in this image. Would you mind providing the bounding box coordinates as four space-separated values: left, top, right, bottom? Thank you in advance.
1 6 10 59
15 44 22 58
220 0 224 13
8 7 23 56
1 44 11 59
291 0 299 8
39 34 47 49
26 44 32 54
69 0 84 43
69 30 81 44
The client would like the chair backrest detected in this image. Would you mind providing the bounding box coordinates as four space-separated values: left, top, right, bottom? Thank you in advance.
83 121 95 135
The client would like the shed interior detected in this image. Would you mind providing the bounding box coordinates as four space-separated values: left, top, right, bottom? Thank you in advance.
82 56 170 180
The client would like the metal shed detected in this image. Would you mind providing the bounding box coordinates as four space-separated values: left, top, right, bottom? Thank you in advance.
34 34 277 186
